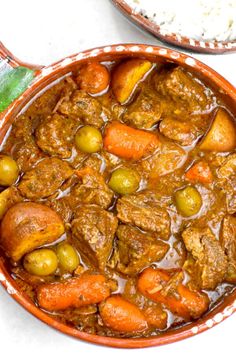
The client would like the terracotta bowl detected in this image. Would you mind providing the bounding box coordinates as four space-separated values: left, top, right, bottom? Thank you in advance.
111 0 236 54
0 42 236 348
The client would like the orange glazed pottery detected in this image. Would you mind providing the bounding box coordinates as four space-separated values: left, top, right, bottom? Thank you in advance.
0 42 235 348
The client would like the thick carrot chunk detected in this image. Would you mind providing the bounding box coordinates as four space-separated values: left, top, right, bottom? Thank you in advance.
137 268 209 320
99 295 148 333
103 121 159 160
37 273 110 311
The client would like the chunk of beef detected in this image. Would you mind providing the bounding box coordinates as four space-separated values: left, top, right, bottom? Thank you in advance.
3 78 78 169
182 227 227 290
113 225 169 275
3 114 44 172
116 193 170 240
67 167 113 210
226 189 236 215
0 186 23 219
141 141 186 178
217 154 236 214
220 216 236 283
155 67 212 113
217 153 236 179
47 197 73 224
82 155 105 173
58 90 104 128
18 158 73 200
69 150 108 171
96 90 125 121
27 77 77 118
9 114 38 139
159 114 210 146
123 90 162 129
35 114 77 158
71 205 118 269
12 140 44 172
101 151 121 169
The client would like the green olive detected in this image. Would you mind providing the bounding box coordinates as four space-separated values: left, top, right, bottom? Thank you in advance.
56 242 79 273
0 155 19 186
23 249 58 276
108 168 140 195
75 125 103 153
0 189 10 219
174 186 202 217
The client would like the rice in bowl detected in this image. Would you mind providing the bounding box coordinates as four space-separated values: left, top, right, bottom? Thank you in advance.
126 0 236 42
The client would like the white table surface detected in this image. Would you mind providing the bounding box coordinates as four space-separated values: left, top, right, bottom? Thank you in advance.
0 1 235 353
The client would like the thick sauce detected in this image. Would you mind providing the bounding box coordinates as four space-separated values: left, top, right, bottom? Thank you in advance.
0 59 235 337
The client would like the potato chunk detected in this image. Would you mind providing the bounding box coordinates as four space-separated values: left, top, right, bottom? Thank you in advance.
0 202 65 261
200 108 236 151
112 59 153 104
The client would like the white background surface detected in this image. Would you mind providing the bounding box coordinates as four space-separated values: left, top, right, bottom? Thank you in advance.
0 1 235 353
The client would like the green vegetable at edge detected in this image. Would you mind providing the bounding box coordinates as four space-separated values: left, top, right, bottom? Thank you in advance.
0 66 34 113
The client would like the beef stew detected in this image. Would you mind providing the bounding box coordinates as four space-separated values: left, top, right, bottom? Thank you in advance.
0 58 235 338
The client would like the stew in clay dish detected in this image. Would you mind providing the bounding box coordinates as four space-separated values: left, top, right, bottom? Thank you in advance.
0 58 236 338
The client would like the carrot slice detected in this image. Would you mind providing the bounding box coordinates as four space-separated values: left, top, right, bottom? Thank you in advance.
185 161 213 184
103 121 159 160
37 274 110 311
137 268 209 320
99 295 148 333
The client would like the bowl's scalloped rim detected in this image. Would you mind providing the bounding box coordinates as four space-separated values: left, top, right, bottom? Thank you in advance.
0 43 236 348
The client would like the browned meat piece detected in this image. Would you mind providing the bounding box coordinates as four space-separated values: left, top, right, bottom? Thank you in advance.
4 78 78 167
67 167 113 210
18 158 73 200
141 141 186 178
96 90 125 121
113 225 169 275
116 192 170 240
0 186 23 219
160 117 194 146
47 197 73 224
123 90 162 129
217 154 236 214
58 90 104 128
35 114 77 158
155 67 212 113
182 226 227 290
217 153 236 178
101 151 121 170
220 216 236 283
159 114 210 146
82 155 104 172
12 140 44 172
71 205 118 269
226 190 236 215
3 114 44 172
9 114 38 139
26 77 77 118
